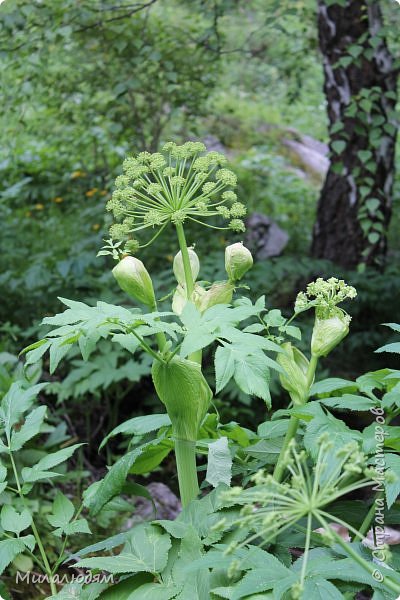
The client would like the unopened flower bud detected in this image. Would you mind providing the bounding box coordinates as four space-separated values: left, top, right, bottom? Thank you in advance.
172 284 187 316
173 248 200 286
277 342 310 405
112 256 156 307
311 314 350 358
225 243 253 281
199 281 234 312
172 283 206 316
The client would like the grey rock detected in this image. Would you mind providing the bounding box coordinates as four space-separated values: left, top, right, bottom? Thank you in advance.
245 213 289 259
124 482 181 529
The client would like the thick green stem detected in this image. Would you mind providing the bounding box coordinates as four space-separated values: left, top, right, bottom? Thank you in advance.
173 223 202 504
174 438 199 507
149 301 167 352
175 222 194 297
273 354 318 482
175 222 202 363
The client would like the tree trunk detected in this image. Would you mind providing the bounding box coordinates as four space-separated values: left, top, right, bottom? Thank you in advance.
312 0 398 268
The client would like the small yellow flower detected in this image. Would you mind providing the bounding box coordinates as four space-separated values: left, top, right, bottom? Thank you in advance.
53 197 64 203
92 223 101 231
85 188 98 197
34 203 44 210
71 170 85 179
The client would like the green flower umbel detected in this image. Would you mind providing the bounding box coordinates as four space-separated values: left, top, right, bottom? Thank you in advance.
295 277 357 358
220 438 372 598
105 141 246 255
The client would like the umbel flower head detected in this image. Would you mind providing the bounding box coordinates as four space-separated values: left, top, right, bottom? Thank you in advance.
294 277 357 357
105 141 246 255
220 437 372 596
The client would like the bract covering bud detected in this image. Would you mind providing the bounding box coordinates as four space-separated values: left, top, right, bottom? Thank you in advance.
225 242 253 281
152 355 212 441
277 342 310 405
172 284 187 316
199 281 234 312
172 282 233 315
112 256 155 307
172 283 206 316
173 248 200 285
311 314 350 358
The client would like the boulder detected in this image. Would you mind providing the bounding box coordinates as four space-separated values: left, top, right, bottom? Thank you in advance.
245 213 289 259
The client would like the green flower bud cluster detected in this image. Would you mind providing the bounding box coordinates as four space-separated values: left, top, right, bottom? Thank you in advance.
106 141 246 255
295 277 357 318
295 277 357 358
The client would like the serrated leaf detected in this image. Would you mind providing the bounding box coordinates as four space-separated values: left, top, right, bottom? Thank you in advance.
214 345 235 394
306 554 400 589
282 325 301 340
47 493 75 529
231 556 290 598
0 462 7 482
310 378 355 396
23 340 51 366
304 413 362 457
233 353 271 406
22 443 82 484
84 442 158 515
63 518 91 536
264 309 285 327
376 343 400 354
77 523 171 575
78 330 101 361
257 420 288 438
0 382 47 443
76 531 130 558
100 413 171 450
129 438 173 475
49 338 73 374
1 506 32 535
382 382 400 409
0 538 27 575
320 394 377 411
206 437 232 488
302 577 343 599
10 405 47 451
173 527 209 599
111 334 141 354
356 370 389 394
